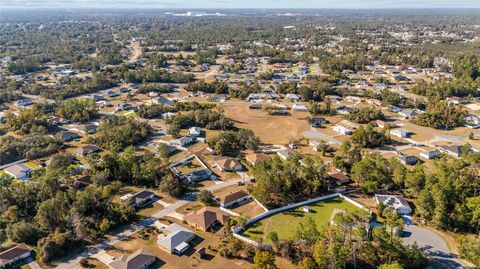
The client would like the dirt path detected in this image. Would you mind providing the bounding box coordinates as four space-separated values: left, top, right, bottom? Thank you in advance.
128 41 142 63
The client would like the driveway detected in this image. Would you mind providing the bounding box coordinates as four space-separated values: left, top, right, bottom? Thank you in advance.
401 223 465 268
55 179 239 269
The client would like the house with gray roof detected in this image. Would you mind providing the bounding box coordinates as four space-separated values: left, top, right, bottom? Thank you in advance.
108 248 156 269
157 223 196 255
4 164 32 181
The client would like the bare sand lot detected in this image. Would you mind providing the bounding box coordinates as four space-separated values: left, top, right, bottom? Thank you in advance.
221 102 310 145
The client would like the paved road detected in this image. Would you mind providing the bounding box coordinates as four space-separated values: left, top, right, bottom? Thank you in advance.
401 224 465 268
55 179 238 269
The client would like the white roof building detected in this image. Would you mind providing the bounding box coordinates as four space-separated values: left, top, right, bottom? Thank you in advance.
375 194 412 215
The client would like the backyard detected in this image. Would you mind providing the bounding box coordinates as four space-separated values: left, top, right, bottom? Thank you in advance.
242 197 363 243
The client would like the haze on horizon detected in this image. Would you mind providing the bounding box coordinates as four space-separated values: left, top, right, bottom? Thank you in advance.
1 0 480 9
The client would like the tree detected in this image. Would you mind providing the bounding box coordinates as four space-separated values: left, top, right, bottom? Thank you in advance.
198 190 215 205
379 262 403 269
297 257 316 269
253 251 278 269
159 175 184 198
295 217 321 242
267 231 279 244
459 234 480 267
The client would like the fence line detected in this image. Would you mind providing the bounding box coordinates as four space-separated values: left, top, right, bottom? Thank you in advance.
246 193 340 226
220 206 241 217
234 193 372 247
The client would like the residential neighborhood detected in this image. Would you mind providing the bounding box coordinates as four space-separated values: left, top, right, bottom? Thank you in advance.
0 4 479 269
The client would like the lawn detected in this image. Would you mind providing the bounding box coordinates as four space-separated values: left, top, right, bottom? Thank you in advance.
176 158 204 174
242 197 363 242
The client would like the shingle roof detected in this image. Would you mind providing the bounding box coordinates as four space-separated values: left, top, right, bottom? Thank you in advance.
218 190 250 205
184 206 229 231
108 248 155 269
0 244 30 266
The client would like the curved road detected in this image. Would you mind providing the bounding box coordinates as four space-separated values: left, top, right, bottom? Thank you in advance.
401 224 465 268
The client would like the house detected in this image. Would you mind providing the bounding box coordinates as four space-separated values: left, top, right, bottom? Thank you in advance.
0 244 31 268
287 74 301 82
185 169 212 183
277 149 295 160
261 85 276 94
217 190 252 208
58 131 80 142
465 114 480 129
73 175 92 190
310 117 328 127
106 90 119 98
286 93 301 101
392 75 410 82
185 206 229 232
245 153 270 166
4 164 32 180
420 149 442 159
14 99 32 107
115 102 133 111
328 167 350 186
447 96 469 105
108 248 156 269
375 194 412 215
214 157 243 172
291 103 309 112
157 223 196 255
332 125 352 135
438 145 466 158
390 129 410 138
47 116 68 126
398 109 419 119
188 127 201 137
209 95 229 102
121 190 155 207
248 103 263 110
170 136 193 147
73 145 100 157
151 96 174 106
336 105 352 115
397 155 419 165
90 94 104 102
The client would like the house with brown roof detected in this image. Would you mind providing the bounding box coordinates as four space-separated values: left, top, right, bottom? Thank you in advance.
184 206 229 232
245 153 269 166
217 190 252 208
214 157 243 172
108 248 156 269
0 244 31 268
328 167 350 187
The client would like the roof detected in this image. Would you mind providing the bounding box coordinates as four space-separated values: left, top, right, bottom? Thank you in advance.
157 224 195 252
108 248 156 269
217 190 250 205
245 153 270 165
328 167 349 182
133 190 155 200
215 158 242 170
4 164 31 179
0 244 30 266
185 206 229 230
438 145 463 155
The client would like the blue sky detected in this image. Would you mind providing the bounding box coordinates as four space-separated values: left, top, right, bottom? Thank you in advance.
1 0 479 9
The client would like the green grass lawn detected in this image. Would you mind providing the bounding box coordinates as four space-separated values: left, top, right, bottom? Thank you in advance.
242 197 362 242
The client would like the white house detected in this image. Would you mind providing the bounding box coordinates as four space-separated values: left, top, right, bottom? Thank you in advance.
286 93 301 101
170 136 193 147
420 149 442 159
292 103 309 112
375 194 412 215
157 223 196 254
332 125 352 135
390 129 410 138
188 127 201 137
